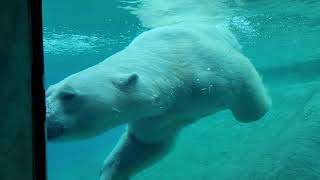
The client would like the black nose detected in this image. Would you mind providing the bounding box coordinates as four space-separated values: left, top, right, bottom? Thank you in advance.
46 120 65 140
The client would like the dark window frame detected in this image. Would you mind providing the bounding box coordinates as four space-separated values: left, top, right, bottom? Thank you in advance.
29 0 47 179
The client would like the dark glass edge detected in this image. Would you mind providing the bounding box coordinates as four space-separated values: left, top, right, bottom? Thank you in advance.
29 0 47 179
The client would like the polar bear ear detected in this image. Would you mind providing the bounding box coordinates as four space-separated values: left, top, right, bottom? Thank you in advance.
112 73 139 91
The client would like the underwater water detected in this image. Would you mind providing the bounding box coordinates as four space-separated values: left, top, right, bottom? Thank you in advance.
43 0 320 179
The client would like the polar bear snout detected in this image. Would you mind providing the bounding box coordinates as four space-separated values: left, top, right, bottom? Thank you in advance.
46 119 65 140
46 100 66 140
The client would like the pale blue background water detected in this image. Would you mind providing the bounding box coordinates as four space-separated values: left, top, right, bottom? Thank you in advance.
43 0 320 179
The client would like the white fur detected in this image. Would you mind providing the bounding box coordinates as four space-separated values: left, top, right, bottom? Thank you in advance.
46 22 270 179
46 1 270 179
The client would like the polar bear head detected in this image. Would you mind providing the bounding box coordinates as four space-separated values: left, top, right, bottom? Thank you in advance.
45 64 160 141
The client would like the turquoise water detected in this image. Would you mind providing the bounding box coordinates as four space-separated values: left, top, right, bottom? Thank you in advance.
44 0 320 179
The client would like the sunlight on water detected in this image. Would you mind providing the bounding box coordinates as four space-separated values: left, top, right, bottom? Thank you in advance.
44 30 104 55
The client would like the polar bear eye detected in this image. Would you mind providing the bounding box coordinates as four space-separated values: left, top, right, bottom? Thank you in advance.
60 91 76 101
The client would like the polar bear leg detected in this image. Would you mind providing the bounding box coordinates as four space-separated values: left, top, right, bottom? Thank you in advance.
230 62 271 122
99 131 175 180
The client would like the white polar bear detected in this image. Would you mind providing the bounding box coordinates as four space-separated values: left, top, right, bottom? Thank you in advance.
46 22 271 180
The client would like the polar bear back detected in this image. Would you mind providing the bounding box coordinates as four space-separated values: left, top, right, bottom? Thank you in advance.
119 23 271 142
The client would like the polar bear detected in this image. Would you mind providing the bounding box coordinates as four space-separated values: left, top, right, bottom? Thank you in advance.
46 23 271 180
